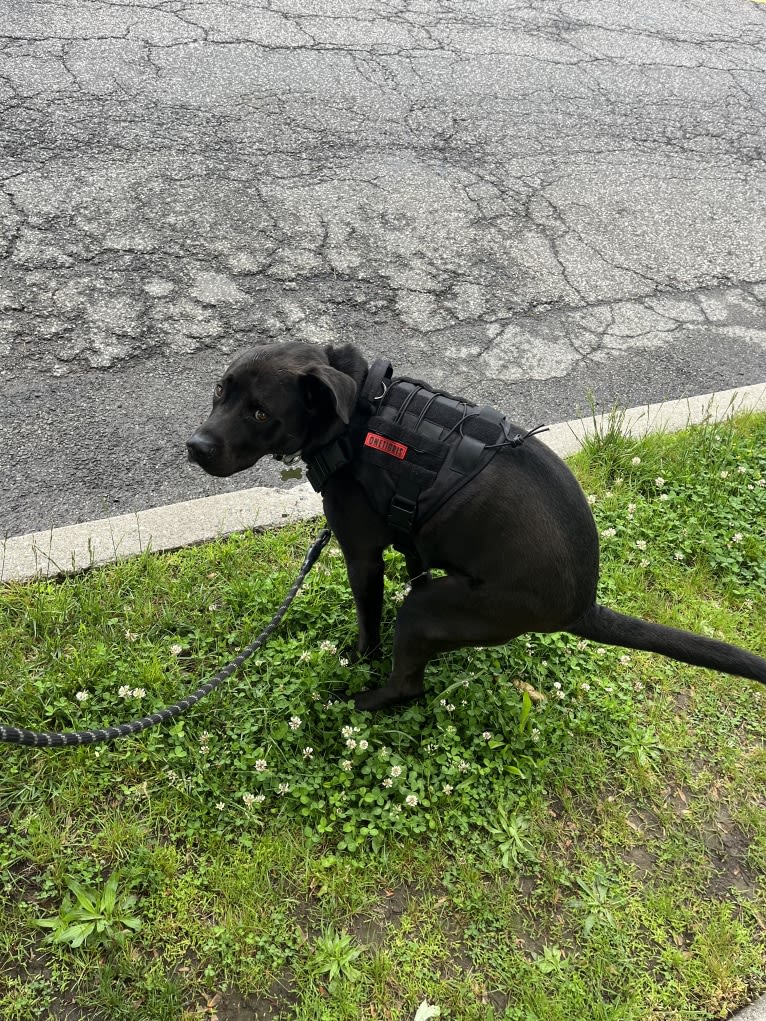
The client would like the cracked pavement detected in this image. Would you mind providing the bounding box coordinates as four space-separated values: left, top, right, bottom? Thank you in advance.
2 0 766 536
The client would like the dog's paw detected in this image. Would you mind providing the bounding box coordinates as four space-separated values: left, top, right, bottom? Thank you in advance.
351 688 380 712
352 686 422 712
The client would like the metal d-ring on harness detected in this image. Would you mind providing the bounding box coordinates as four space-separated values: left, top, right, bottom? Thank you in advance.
0 529 332 748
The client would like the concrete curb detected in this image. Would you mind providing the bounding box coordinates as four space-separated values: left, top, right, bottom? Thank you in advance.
4 380 766 585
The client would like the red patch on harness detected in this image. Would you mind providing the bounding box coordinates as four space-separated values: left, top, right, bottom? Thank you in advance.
364 432 408 460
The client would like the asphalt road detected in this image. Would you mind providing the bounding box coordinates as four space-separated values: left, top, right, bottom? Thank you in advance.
2 0 766 538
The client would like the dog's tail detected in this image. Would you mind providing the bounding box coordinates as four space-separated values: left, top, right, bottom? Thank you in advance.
567 603 766 684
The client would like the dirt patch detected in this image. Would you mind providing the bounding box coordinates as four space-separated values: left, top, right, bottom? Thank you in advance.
205 978 297 1021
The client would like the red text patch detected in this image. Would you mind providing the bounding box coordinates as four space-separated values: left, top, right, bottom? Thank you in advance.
364 432 408 460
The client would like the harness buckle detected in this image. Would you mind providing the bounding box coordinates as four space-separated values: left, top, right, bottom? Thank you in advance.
388 493 418 533
306 437 353 492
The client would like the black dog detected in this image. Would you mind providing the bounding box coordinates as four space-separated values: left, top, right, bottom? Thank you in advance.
187 341 766 711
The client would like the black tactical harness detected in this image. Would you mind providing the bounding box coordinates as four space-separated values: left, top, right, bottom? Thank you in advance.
305 359 547 540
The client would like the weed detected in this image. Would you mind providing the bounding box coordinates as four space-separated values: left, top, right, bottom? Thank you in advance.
308 928 364 992
34 872 141 949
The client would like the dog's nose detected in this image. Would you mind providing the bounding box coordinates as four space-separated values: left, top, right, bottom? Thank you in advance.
186 431 218 465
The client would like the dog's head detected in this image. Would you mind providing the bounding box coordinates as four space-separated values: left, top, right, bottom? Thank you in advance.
186 342 364 477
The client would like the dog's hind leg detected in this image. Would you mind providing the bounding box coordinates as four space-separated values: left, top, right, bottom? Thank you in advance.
353 575 522 711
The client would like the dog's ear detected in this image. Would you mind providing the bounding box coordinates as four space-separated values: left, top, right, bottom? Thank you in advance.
299 364 357 424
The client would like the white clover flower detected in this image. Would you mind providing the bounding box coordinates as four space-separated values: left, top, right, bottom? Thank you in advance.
587 494 597 506
442 784 454 795
614 477 624 487
341 725 354 738
289 716 302 730
278 783 290 795
345 738 357 750
389 765 403 778
299 651 311 664
303 747 314 759
631 456 641 466
757 479 766 488
531 728 540 743
405 794 418 808
132 688 146 699
216 802 225 811
619 655 631 665
581 683 591 692
720 470 729 479
339 657 349 667
553 681 561 690
243 792 256 807
358 739 369 751
738 465 747 474
342 760 353 772
654 477 665 488
635 539 647 551
124 630 138 642
254 794 266 804
311 691 320 701
659 493 669 502
382 777 393 788
596 647 606 657
732 533 743 543
482 731 492 741
75 690 89 703
446 703 455 713
458 760 470 772
319 640 338 654
255 759 267 772
118 685 132 698
627 503 636 515
170 644 183 656
379 746 390 758
674 551 685 560
601 527 617 539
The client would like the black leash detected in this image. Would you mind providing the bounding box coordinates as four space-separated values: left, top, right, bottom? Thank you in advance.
0 528 332 748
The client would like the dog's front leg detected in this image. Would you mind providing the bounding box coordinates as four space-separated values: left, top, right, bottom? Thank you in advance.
323 480 390 660
345 552 385 659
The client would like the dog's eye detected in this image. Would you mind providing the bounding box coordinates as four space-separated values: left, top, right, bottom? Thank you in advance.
254 409 269 422
214 383 223 398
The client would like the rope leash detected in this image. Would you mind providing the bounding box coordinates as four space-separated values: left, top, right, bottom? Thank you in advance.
0 528 332 748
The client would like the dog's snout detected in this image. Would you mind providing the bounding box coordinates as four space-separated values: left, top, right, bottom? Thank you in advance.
186 430 218 465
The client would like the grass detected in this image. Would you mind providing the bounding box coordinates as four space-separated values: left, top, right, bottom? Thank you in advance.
1 410 765 1020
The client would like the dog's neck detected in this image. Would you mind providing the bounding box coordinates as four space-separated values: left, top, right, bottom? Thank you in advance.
302 358 393 490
